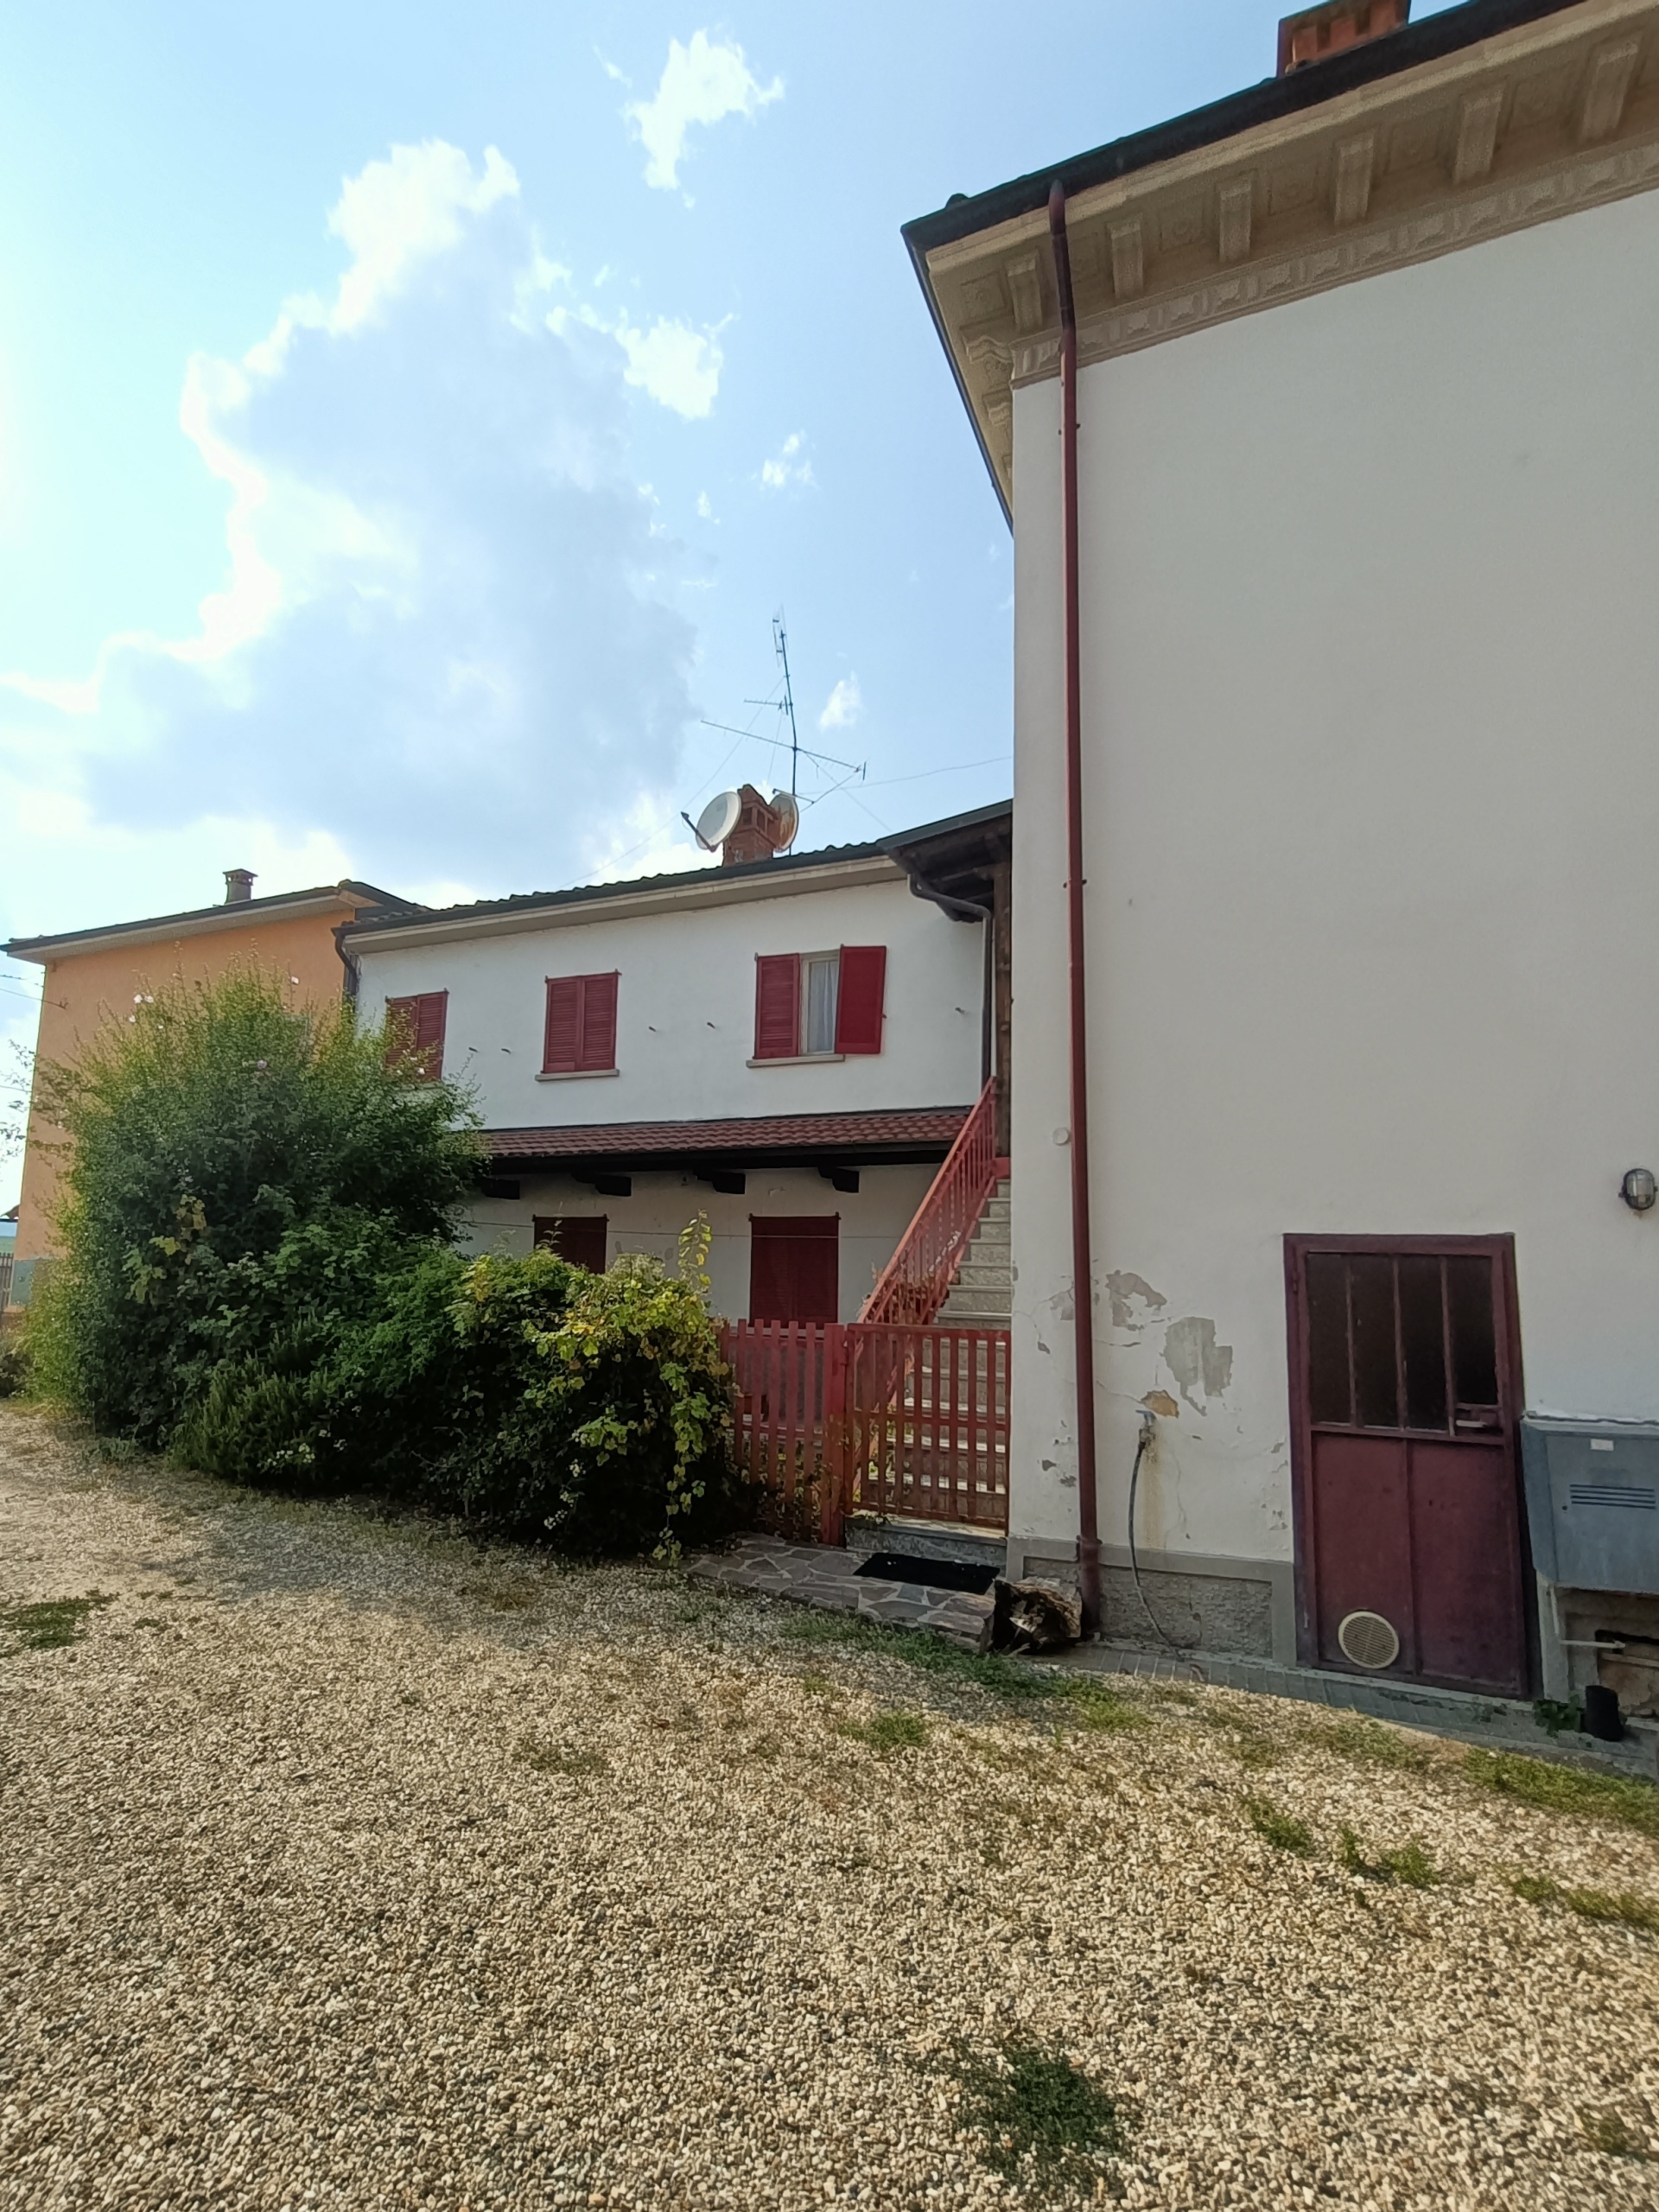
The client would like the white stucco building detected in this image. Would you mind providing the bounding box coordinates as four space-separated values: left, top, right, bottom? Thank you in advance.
344 802 1010 1325
905 0 1659 1709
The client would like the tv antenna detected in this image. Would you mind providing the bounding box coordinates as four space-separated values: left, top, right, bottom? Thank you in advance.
769 614 800 796
696 609 867 804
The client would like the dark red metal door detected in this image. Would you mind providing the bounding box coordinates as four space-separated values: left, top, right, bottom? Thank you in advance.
1286 1236 1531 1697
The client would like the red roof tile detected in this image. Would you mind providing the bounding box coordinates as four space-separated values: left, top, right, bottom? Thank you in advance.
485 1107 968 1161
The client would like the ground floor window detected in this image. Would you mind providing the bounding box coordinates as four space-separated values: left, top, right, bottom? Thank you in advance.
748 1215 838 1322
533 1216 608 1272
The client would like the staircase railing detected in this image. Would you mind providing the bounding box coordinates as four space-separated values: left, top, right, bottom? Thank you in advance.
860 1077 1007 1327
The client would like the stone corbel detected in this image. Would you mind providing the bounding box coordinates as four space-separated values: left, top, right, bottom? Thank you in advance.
1332 132 1376 226
1579 36 1642 144
1217 177 1254 264
1006 251 1046 334
1452 86 1505 185
1109 217 1145 301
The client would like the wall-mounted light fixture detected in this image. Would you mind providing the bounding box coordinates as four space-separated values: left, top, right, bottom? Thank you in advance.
1620 1167 1657 1212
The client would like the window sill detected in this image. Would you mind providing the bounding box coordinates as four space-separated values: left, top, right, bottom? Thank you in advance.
536 1067 620 1082
747 1053 846 1069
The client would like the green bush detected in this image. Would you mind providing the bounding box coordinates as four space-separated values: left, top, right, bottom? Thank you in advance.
39 968 482 1446
36 969 744 1557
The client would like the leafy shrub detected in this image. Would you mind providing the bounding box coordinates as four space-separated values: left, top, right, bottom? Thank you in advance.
39 968 482 1446
35 969 744 1558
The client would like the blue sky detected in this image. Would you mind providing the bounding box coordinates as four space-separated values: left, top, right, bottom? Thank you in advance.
0 0 1465 1199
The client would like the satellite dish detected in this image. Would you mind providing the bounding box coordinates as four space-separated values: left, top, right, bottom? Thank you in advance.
771 791 799 852
692 790 743 851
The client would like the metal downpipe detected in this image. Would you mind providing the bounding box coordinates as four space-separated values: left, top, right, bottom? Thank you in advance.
1048 180 1103 1638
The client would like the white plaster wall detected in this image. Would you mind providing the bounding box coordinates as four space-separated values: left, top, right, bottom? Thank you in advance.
459 1163 936 1325
1011 188 1659 1569
356 874 982 1128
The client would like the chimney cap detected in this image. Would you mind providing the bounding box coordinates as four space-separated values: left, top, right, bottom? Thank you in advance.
1277 0 1409 77
223 868 257 905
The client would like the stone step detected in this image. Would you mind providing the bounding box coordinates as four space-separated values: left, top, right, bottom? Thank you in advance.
954 1262 1012 1288
940 1294 1012 1323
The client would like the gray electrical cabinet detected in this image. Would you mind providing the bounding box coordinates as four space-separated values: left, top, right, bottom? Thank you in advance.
1520 1417 1659 1594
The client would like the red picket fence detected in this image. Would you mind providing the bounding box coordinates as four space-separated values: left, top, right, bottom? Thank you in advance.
721 1318 1009 1541
860 1077 1008 1325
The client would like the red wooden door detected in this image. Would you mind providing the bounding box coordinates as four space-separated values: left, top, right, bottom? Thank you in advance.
1286 1236 1531 1697
749 1217 840 1323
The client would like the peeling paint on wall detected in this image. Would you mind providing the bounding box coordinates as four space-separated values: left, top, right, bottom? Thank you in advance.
1162 1316 1234 1411
1105 1270 1168 1330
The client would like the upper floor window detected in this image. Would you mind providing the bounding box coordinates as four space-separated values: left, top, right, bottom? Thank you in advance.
753 946 886 1061
385 991 447 1082
543 971 619 1075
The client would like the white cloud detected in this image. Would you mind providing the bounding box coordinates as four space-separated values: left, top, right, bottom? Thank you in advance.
613 316 724 419
818 675 861 730
326 143 518 333
625 31 782 194
0 142 702 895
696 492 715 521
760 430 814 492
550 303 726 420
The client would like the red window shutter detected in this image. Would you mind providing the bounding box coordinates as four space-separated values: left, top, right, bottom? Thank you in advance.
579 973 618 1072
543 977 581 1072
412 991 447 1081
753 953 801 1059
385 993 445 1081
834 946 886 1055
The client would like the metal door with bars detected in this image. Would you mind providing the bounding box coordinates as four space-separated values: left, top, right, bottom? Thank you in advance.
1285 1235 1531 1697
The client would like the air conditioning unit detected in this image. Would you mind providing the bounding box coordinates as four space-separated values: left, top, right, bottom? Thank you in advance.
1520 1417 1659 1594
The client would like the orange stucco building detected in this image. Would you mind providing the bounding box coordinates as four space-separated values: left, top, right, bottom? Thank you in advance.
4 872 414 1289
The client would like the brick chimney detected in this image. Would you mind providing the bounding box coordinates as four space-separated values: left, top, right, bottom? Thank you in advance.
713 785 789 867
1277 0 1409 75
223 868 256 904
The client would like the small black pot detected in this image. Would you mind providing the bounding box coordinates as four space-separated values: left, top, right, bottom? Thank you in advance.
1583 1682 1624 1743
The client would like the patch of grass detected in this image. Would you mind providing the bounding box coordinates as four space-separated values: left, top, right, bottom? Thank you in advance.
1580 2107 1649 2160
1338 1827 1441 1888
944 2035 1131 2192
1321 1716 1433 1772
1510 1873 1659 1934
1054 1677 1150 1733
782 1606 871 1647
1465 1750 1659 1838
796 1669 836 1697
837 1709 928 1755
513 1733 607 1778
0 1592 114 1650
1245 1795 1316 1855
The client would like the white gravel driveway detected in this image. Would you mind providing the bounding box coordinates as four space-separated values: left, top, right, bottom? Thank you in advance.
2 1400 1657 2211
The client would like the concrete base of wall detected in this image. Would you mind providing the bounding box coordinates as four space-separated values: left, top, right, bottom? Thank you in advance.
1007 1535 1297 1664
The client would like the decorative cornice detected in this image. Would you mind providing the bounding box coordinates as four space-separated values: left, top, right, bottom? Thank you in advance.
918 0 1659 505
1011 126 1659 385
